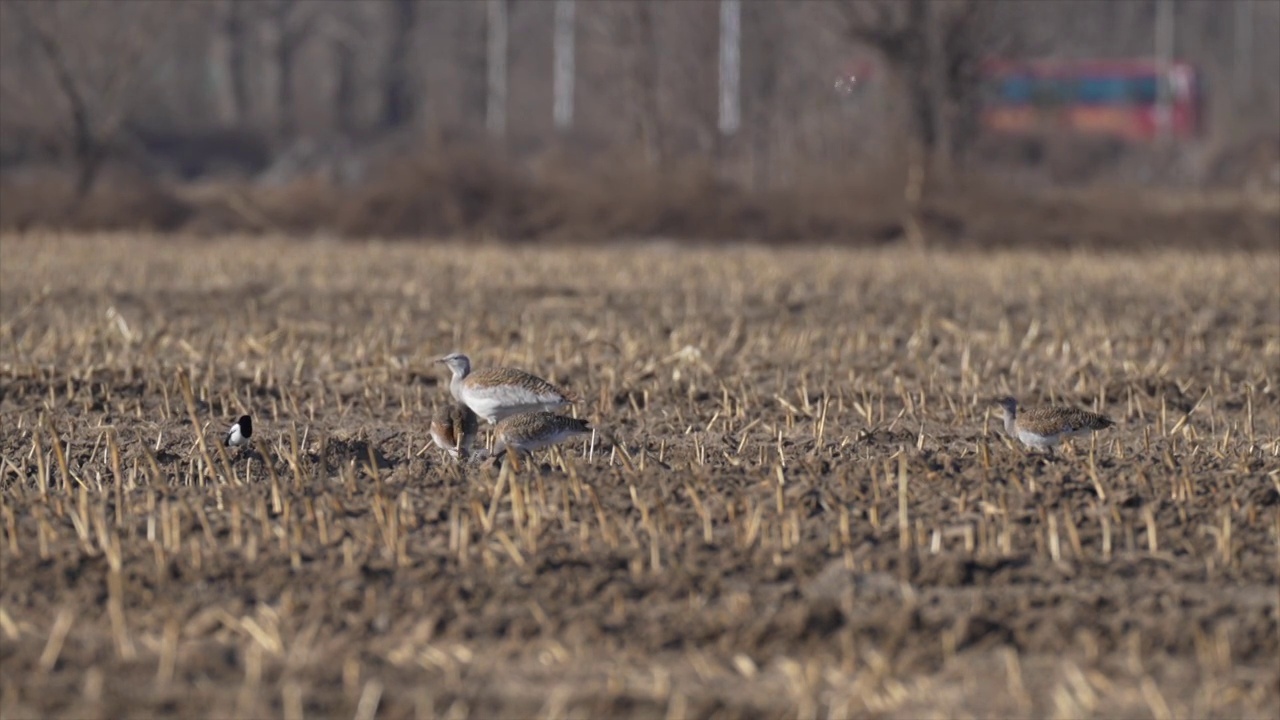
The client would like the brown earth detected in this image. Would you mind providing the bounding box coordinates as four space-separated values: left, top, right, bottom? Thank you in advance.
1 234 1278 719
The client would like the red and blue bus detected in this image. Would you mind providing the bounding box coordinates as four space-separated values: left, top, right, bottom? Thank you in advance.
980 59 1202 143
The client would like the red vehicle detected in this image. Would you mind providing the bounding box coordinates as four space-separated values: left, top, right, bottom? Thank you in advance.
980 59 1202 143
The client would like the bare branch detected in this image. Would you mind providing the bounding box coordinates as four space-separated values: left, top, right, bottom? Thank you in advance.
835 0 911 54
13 4 92 141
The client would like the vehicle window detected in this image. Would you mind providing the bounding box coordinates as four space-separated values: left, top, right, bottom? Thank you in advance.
1129 76 1159 103
1075 77 1130 105
995 76 1033 105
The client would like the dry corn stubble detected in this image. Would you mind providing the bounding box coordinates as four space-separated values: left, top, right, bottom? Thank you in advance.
0 232 1278 719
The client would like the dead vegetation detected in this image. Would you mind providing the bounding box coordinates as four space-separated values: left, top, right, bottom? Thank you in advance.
0 233 1277 719
3 145 1278 249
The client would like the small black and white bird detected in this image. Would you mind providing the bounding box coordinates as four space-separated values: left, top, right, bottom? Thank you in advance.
224 414 253 449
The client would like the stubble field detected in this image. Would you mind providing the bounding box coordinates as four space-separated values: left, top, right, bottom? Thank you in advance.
1 233 1278 719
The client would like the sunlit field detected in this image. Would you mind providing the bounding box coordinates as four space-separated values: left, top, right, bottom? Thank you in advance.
2 233 1277 719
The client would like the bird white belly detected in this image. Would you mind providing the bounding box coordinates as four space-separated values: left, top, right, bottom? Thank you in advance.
462 386 567 423
1017 430 1060 449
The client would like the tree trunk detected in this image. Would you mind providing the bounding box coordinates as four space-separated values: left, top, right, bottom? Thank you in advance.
381 0 416 131
862 0 969 208
70 100 104 200
73 143 105 200
210 0 249 126
275 38 294 139
924 0 953 184
332 37 356 135
18 4 106 200
718 0 741 137
746 1 777 191
276 36 296 139
485 0 508 139
552 0 575 132
465 5 488 127
631 2 662 166
261 1 304 142
260 21 282 137
882 62 927 248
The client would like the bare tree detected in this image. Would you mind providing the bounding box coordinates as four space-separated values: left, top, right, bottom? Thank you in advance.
718 0 741 138
552 0 576 132
613 2 663 165
306 3 370 138
486 0 509 139
209 0 250 127
4 1 177 198
834 0 1000 243
837 0 990 180
259 0 316 141
380 0 418 131
0 0 1274 198
743 0 781 190
331 31 359 136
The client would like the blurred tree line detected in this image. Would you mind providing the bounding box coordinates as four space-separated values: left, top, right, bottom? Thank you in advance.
0 0 1276 202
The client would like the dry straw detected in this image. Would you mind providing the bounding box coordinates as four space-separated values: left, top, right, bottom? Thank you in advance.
0 234 1276 718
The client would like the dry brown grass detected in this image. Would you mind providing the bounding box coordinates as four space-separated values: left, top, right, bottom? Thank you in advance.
4 148 1278 249
1 233 1277 719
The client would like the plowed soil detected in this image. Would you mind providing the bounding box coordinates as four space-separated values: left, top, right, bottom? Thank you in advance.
1 234 1277 719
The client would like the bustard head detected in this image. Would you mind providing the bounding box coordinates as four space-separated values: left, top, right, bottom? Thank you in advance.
435 352 471 377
